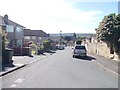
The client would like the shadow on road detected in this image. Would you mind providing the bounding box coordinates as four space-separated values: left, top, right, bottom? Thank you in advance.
45 50 56 55
46 50 56 53
75 56 96 61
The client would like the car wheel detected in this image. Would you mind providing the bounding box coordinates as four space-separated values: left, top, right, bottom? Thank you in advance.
73 55 75 58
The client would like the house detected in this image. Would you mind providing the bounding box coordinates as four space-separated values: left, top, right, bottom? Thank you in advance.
24 29 49 46
0 15 25 48
0 15 31 56
49 36 60 44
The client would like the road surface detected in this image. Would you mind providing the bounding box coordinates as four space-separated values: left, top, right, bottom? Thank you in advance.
2 47 118 88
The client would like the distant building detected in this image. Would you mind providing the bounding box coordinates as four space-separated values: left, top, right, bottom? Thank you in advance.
49 36 60 42
24 29 49 45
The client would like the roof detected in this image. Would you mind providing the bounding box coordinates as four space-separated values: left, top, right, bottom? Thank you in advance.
0 15 25 28
49 36 60 41
24 29 49 37
0 15 5 26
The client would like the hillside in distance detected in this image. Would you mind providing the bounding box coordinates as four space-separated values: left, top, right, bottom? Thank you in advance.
50 33 95 37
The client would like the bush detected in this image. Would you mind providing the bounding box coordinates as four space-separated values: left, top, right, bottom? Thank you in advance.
76 40 82 45
30 42 38 54
43 40 51 52
96 13 120 53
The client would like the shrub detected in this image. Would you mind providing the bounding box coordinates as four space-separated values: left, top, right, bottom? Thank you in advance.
96 13 120 53
43 40 51 51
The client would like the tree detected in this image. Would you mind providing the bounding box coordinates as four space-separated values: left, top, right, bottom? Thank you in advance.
64 36 72 42
77 37 86 41
96 13 120 53
76 40 82 45
73 33 76 38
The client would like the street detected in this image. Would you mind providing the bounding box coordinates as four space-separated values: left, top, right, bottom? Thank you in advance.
2 47 118 88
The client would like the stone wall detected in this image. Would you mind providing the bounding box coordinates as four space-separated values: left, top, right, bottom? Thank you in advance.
87 42 119 61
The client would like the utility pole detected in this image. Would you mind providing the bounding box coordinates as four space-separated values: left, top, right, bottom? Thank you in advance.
60 30 62 46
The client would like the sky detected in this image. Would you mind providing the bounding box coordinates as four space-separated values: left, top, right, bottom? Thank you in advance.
0 0 119 34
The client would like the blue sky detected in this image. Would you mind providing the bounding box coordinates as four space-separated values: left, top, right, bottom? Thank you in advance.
74 2 118 14
0 0 119 33
68 2 118 33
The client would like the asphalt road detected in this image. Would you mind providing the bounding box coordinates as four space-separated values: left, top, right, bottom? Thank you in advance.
2 47 118 88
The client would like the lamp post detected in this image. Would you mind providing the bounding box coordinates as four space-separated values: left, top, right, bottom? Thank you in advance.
60 30 62 46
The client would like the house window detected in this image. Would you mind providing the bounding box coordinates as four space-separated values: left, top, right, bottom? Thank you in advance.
6 25 14 32
16 27 22 32
16 40 22 47
32 36 36 40
39 37 41 40
24 36 30 39
16 27 24 39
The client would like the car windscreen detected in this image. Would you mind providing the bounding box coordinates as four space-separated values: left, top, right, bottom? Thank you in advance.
75 46 85 49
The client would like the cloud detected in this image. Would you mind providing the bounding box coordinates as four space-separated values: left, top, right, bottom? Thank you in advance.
0 0 102 33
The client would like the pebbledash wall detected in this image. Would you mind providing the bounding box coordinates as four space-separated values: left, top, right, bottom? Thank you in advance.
87 42 119 62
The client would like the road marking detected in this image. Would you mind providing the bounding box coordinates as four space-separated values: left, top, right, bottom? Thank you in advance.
93 60 119 77
15 78 25 83
10 78 25 88
10 84 17 88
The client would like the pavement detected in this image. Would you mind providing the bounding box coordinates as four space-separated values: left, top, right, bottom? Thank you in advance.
88 53 119 77
0 52 52 77
0 50 119 77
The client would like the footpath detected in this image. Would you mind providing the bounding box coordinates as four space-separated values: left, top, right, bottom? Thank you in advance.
0 52 51 77
89 53 119 77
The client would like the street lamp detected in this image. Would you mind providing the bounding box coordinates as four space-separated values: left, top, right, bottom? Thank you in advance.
60 30 62 46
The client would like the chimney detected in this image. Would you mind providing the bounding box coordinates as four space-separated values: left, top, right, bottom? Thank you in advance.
4 14 9 25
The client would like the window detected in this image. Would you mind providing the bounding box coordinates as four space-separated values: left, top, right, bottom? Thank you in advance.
16 27 22 32
16 40 22 47
32 36 36 40
6 25 14 32
24 36 30 39
75 46 86 49
39 37 41 40
16 27 24 39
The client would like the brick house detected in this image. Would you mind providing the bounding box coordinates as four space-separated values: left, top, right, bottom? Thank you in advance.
0 15 25 48
24 29 49 46
0 15 31 56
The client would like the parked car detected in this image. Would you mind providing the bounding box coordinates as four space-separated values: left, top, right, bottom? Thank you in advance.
57 45 65 50
72 45 87 58
59 45 65 50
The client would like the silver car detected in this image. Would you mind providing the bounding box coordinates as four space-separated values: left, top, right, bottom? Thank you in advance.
72 45 87 58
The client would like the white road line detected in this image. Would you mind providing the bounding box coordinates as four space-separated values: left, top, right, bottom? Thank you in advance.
93 60 119 77
29 59 39 64
10 84 17 88
10 78 25 88
15 78 25 83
